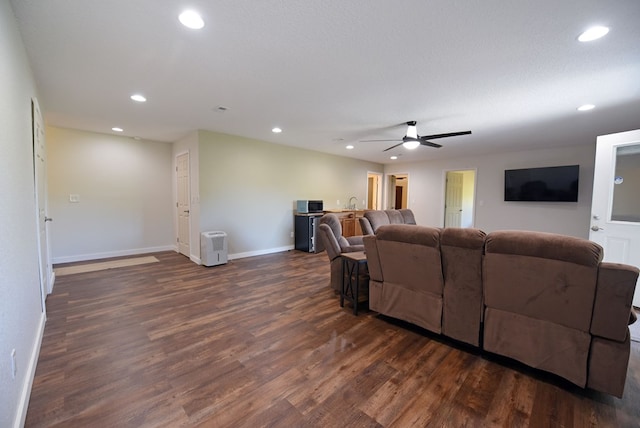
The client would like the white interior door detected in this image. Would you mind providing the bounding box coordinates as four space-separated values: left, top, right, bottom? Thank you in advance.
32 98 51 310
589 129 640 307
445 172 463 227
176 152 191 257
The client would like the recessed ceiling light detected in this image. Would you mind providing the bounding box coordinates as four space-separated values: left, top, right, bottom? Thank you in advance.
130 94 146 102
390 155 398 160
577 104 595 111
578 26 609 42
112 127 123 132
272 127 282 133
179 10 205 29
346 145 354 150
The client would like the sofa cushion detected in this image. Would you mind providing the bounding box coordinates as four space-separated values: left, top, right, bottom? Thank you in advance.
484 230 601 332
485 230 603 266
385 209 405 225
398 209 417 225
370 224 444 333
363 210 391 232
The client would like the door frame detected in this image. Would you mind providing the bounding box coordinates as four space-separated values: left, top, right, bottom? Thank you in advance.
32 97 52 312
385 172 409 209
366 171 383 210
441 168 478 228
175 151 191 258
589 129 640 307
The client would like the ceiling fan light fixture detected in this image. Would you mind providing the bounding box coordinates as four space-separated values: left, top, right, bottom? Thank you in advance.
406 123 418 139
403 140 420 150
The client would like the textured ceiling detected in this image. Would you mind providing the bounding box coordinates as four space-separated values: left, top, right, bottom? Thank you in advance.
10 0 640 164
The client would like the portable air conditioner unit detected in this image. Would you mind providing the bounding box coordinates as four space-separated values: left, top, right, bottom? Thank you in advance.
200 231 228 267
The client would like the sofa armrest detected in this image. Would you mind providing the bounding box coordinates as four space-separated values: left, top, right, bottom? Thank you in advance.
591 262 639 342
363 235 383 282
346 235 364 246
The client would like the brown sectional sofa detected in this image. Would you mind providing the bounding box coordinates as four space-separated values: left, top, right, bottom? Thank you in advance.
363 224 639 397
359 209 417 235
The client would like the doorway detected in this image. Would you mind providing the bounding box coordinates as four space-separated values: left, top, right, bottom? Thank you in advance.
387 173 409 209
444 169 476 228
367 172 382 210
176 152 191 257
589 130 640 308
32 98 52 311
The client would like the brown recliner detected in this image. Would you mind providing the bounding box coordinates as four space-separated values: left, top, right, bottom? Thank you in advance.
317 214 364 292
483 230 638 397
364 224 444 333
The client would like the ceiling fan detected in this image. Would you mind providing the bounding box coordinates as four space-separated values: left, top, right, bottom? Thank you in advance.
361 121 472 152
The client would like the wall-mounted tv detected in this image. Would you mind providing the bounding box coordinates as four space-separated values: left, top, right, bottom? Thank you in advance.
504 165 579 202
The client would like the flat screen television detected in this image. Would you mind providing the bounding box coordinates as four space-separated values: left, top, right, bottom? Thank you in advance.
504 165 579 202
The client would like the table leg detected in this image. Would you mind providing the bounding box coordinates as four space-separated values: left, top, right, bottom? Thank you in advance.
353 261 359 315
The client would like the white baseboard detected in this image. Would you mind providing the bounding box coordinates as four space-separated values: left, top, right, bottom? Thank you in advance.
48 271 55 295
52 245 177 264
229 245 294 260
53 244 294 266
13 311 46 428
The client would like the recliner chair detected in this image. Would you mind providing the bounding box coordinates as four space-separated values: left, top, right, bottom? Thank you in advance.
317 213 365 292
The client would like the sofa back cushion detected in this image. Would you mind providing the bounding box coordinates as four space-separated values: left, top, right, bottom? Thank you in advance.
384 210 405 225
398 209 417 225
368 224 444 332
364 210 391 232
483 230 602 331
375 225 443 295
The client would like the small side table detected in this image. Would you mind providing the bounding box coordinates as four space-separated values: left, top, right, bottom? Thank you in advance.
341 251 369 315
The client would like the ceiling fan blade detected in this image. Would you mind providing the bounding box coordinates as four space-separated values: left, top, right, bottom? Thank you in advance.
420 130 472 140
383 142 405 152
419 140 442 148
359 139 402 142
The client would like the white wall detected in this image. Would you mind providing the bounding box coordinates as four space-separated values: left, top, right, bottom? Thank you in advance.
0 2 46 426
197 130 383 258
386 144 595 238
47 127 175 263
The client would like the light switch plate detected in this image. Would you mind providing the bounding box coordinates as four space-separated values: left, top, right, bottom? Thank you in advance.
69 194 80 203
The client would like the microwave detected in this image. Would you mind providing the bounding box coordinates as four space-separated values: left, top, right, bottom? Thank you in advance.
297 200 323 213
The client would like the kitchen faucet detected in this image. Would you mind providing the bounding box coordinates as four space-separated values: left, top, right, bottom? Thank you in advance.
347 196 357 210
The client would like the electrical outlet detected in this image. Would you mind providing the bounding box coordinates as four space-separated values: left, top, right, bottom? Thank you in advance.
290 231 294 238
336 199 340 206
10 349 16 379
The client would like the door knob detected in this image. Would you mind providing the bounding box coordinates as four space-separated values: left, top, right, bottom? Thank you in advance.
591 225 603 231
44 217 53 222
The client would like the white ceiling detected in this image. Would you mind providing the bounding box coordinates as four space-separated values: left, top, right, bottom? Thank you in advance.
10 0 640 164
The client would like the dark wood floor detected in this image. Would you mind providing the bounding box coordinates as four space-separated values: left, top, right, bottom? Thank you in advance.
26 250 640 427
